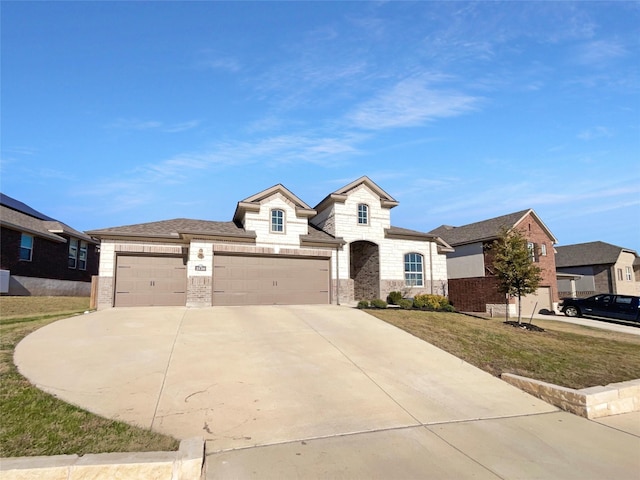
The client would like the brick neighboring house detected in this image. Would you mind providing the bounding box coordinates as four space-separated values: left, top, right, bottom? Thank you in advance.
556 241 640 297
430 209 559 316
0 193 99 296
87 176 453 308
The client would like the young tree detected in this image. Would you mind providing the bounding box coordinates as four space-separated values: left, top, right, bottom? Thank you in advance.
492 228 542 324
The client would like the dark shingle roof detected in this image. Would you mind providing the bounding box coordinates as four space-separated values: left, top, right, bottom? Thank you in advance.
555 241 637 268
429 209 532 246
87 218 252 239
1 202 96 243
0 193 56 221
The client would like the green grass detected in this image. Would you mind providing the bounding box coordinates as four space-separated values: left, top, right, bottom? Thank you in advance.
367 309 640 390
0 296 179 457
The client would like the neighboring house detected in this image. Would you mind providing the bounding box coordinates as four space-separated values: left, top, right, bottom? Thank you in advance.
556 241 640 297
430 209 559 316
0 193 99 296
87 177 452 309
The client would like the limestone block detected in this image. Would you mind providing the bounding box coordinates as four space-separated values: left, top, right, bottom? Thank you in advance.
175 437 205 480
0 455 77 480
70 451 174 480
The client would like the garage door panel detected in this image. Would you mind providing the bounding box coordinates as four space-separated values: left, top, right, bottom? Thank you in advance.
213 255 329 306
115 256 187 307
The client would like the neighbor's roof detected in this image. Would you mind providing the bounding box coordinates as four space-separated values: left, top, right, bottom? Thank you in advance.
429 209 557 247
555 241 638 268
0 193 96 243
86 217 344 245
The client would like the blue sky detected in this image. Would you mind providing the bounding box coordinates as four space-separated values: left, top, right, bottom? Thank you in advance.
2 1 639 251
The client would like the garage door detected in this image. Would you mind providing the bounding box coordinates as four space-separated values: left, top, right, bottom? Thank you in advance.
115 255 187 307
520 287 552 316
213 255 329 306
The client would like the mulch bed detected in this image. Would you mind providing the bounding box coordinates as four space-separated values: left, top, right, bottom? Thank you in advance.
504 321 545 332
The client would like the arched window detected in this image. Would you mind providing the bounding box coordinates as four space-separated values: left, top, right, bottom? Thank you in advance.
271 209 285 233
357 203 369 225
404 253 424 287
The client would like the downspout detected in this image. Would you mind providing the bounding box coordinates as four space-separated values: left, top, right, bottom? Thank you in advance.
429 241 434 294
335 245 340 305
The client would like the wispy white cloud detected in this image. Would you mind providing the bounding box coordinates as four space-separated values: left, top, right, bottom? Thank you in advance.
575 39 627 66
577 126 613 141
108 118 201 133
347 76 481 130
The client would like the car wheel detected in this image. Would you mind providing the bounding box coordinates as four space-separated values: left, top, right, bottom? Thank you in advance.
564 306 580 317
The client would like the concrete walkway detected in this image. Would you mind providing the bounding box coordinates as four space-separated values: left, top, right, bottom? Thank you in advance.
15 305 640 479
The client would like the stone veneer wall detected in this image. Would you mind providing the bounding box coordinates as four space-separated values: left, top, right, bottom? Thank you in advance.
502 374 640 419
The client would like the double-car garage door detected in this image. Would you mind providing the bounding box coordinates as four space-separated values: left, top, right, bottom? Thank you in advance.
114 254 329 307
213 254 330 306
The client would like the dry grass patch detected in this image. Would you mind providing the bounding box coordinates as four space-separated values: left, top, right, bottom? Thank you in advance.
367 309 640 390
0 297 179 457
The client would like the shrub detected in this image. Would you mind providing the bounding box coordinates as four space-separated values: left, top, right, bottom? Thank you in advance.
397 299 413 310
370 298 388 309
413 294 453 311
357 300 370 309
387 291 403 305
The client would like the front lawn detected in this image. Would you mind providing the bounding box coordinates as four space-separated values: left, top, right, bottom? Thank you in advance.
0 297 179 457
367 309 640 389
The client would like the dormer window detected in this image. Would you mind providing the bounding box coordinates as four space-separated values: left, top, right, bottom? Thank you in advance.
358 204 369 225
271 209 285 233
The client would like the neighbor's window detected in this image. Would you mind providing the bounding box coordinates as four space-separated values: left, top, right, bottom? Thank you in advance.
404 252 424 287
626 266 632 281
540 243 547 256
527 242 536 262
79 241 88 270
20 233 33 261
68 238 78 269
271 209 284 233
617 268 624 281
357 203 369 225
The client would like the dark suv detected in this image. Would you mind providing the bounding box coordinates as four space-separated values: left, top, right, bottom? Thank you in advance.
560 294 640 323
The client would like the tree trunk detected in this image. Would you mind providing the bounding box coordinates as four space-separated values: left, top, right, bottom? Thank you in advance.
517 294 522 325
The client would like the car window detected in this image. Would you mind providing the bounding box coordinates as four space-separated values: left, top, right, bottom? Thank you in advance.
593 295 611 304
615 296 633 305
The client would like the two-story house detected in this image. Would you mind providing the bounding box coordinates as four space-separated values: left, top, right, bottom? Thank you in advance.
430 209 559 316
0 193 99 296
87 177 452 308
556 241 640 297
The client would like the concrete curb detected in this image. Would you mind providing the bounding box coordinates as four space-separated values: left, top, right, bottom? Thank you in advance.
501 374 640 419
0 437 204 480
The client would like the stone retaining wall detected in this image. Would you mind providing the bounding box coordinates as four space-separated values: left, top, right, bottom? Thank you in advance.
502 374 640 419
0 437 204 480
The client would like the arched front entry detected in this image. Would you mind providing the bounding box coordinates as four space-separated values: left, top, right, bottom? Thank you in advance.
350 241 380 300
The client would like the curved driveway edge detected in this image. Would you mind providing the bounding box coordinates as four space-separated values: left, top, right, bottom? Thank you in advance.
15 305 640 479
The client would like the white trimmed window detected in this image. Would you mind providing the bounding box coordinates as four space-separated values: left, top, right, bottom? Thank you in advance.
271 209 284 233
68 238 78 268
357 204 369 225
20 233 33 261
540 243 547 256
626 266 632 281
79 241 88 270
527 242 537 262
404 253 424 287
617 268 624 281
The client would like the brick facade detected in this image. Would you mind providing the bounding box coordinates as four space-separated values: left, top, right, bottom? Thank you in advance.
1 226 98 283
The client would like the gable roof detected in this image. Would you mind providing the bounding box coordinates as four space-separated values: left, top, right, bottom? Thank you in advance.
314 176 399 212
233 184 316 223
86 217 344 246
555 241 638 268
0 193 96 243
430 209 557 247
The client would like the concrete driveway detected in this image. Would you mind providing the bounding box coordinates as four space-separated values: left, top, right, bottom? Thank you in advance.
15 305 640 479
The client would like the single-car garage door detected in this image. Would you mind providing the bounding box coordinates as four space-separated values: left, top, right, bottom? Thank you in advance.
115 255 187 307
213 254 329 306
520 287 552 316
